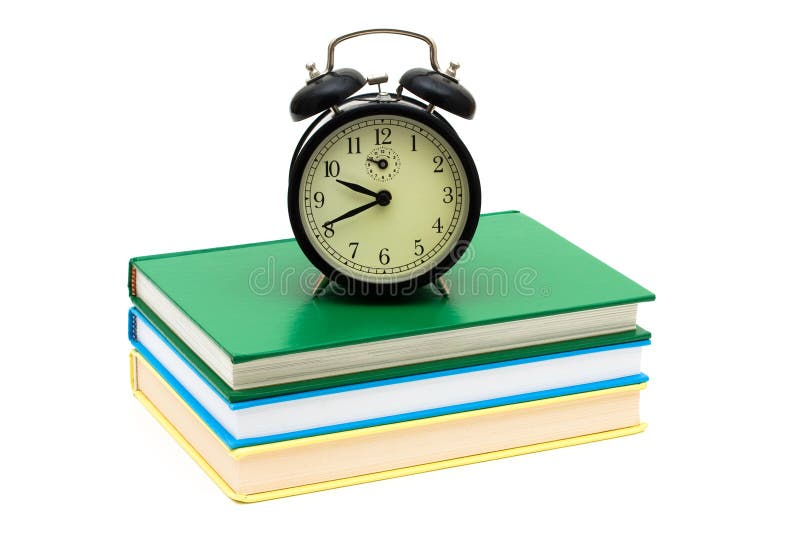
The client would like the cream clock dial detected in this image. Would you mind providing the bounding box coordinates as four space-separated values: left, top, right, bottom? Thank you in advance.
288 100 480 292
298 114 469 284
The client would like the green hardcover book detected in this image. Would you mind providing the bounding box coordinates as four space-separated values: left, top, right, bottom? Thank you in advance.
129 211 654 401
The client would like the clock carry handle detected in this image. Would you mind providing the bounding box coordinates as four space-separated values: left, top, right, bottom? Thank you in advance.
323 29 444 75
290 29 475 121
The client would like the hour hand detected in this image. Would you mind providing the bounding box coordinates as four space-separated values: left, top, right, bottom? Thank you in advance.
335 179 378 198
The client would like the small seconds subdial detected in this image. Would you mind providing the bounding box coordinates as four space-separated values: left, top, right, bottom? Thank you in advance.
365 146 401 182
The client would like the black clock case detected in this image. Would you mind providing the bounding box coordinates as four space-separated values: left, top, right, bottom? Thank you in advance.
287 95 481 296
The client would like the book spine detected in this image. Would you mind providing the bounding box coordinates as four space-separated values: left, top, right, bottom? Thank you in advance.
128 309 138 342
128 262 137 297
129 350 140 392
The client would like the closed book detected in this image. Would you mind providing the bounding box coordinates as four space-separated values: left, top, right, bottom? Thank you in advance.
129 210 654 396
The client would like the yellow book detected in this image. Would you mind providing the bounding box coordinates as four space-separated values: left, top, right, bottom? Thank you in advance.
130 350 646 503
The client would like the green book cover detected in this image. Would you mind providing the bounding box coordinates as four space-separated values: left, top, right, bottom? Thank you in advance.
129 211 654 402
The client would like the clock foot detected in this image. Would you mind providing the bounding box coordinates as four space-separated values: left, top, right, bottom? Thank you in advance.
432 276 450 297
312 273 330 297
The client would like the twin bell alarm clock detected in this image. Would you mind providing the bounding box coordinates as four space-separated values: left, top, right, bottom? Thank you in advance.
287 29 481 296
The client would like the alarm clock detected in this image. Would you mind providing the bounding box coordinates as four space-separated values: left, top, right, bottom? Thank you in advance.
287 29 480 296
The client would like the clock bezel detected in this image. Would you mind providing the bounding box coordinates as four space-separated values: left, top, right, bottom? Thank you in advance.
287 98 481 294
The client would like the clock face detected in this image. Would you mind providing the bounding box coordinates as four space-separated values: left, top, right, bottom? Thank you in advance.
295 113 474 285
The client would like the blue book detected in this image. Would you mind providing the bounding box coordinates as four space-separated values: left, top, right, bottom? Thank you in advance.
129 308 649 448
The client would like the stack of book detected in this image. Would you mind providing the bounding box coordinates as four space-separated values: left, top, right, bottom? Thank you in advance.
127 211 654 502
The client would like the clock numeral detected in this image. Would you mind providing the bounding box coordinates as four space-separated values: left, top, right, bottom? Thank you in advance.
411 134 417 151
374 127 392 145
442 186 454 204
322 222 334 238
378 247 390 265
414 239 424 257
347 137 361 154
432 217 443 233
348 242 359 259
433 155 444 173
313 191 325 208
324 160 340 177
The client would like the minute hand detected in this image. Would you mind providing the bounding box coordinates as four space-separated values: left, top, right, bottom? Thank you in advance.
335 179 378 198
324 200 379 227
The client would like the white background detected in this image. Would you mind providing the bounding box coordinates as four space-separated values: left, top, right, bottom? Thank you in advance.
2 1 798 531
